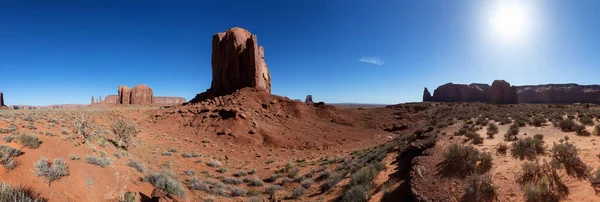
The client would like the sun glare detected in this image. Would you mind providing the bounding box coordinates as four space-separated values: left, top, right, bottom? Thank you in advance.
490 1 531 42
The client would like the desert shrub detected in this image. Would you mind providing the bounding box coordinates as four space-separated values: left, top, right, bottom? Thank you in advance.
280 177 293 185
18 133 40 148
216 167 228 173
69 154 80 160
580 115 594 126
511 137 545 160
0 145 23 169
462 174 497 202
530 116 546 127
573 124 590 136
475 116 488 126
320 173 343 193
341 184 369 202
184 169 196 176
120 192 138 202
497 142 508 155
558 119 576 132
181 153 193 158
85 155 111 167
187 177 209 191
350 164 382 187
34 157 69 185
3 136 13 143
478 152 493 174
0 183 46 202
291 187 306 198
594 124 600 136
265 185 283 194
589 168 600 186
221 177 242 185
72 114 89 139
514 117 527 127
486 123 498 139
470 133 484 145
500 117 511 125
230 187 247 197
126 160 146 173
248 177 264 187
517 161 567 201
439 144 480 177
550 141 588 179
143 171 185 197
110 120 138 150
161 151 172 156
206 159 221 168
504 124 519 141
301 179 314 189
316 171 331 181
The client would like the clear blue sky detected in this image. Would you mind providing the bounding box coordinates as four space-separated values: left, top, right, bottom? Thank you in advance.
0 0 599 105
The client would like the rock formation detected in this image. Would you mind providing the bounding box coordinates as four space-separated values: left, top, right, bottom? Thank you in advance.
190 27 272 103
130 84 154 105
517 84 600 104
305 95 314 104
422 88 432 102
487 80 518 104
91 96 95 104
154 97 186 106
118 86 132 104
98 96 102 103
0 91 4 107
425 80 600 104
431 83 489 102
103 95 118 104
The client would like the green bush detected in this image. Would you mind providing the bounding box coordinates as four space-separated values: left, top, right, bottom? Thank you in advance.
439 144 480 177
143 171 186 197
530 116 546 127
594 124 600 136
478 152 493 174
517 161 566 201
557 119 576 132
349 166 378 187
110 120 138 150
320 173 343 193
291 187 306 199
497 142 508 155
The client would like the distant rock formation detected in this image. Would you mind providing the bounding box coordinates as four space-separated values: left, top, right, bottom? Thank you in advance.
422 88 432 102
190 27 272 103
118 86 132 104
425 80 600 104
93 85 185 106
488 80 518 104
431 83 489 102
517 84 600 104
305 95 314 104
130 84 154 105
1 91 5 106
91 96 95 104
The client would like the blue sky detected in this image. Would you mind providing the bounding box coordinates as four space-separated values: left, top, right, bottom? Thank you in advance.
0 0 599 105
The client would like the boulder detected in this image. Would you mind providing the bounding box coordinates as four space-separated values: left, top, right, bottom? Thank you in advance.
305 95 314 104
422 88 432 102
190 27 272 103
130 84 154 105
487 80 518 104
118 86 132 104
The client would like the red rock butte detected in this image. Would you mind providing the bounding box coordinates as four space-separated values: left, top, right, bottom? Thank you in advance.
190 27 271 103
92 84 185 106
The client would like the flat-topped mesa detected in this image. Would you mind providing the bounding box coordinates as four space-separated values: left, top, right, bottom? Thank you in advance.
428 80 517 104
190 27 272 103
93 85 185 106
488 80 518 104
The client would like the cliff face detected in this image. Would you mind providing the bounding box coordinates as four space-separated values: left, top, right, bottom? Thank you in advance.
516 84 600 104
429 80 518 104
427 82 600 104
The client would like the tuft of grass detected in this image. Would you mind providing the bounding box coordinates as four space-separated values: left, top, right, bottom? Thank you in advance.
0 145 23 170
207 159 222 168
69 154 80 160
497 142 508 155
221 177 242 185
248 177 264 187
34 157 69 185
184 169 196 176
143 171 186 197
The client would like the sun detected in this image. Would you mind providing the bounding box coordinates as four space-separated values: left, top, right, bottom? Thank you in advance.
489 1 531 42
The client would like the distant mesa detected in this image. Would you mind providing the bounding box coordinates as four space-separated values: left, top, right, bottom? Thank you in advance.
93 84 185 106
425 80 600 104
189 27 272 103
